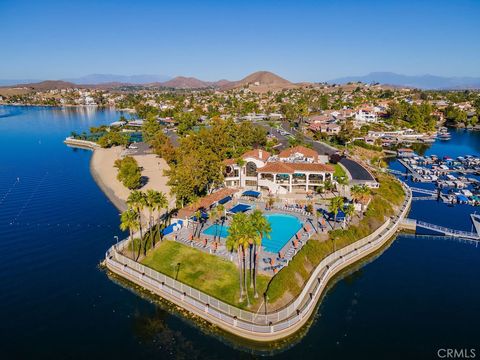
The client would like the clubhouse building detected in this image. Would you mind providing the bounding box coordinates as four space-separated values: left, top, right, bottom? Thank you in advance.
223 146 335 194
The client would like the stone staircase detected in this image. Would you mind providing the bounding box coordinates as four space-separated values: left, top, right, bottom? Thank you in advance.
258 178 288 194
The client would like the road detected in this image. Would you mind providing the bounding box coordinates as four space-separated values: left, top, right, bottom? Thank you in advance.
166 121 375 183
279 121 338 155
279 122 375 182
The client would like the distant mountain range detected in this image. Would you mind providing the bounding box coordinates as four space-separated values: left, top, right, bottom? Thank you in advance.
1 71 297 92
328 72 480 89
63 73 171 85
0 79 43 86
3 71 480 91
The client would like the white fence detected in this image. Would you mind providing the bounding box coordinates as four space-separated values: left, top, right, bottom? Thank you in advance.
106 182 412 337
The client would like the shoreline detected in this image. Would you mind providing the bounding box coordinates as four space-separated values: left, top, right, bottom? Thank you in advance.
89 150 127 212
0 103 134 112
105 182 412 342
86 145 174 216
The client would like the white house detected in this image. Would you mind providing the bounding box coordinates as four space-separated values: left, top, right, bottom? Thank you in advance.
223 146 334 194
355 106 378 123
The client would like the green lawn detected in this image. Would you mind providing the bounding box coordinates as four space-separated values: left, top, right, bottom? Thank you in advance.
267 173 405 304
333 163 347 178
141 240 270 309
140 174 405 312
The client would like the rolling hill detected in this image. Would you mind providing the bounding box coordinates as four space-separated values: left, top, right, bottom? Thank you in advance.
1 71 300 92
328 72 480 89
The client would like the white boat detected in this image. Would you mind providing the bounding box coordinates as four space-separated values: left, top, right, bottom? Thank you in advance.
461 189 473 197
454 181 466 189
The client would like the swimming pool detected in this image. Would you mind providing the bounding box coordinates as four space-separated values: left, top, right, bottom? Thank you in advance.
202 213 303 253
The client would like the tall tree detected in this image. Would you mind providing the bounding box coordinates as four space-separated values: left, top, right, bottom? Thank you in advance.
250 210 271 298
127 191 147 258
329 196 344 231
344 203 355 226
120 209 140 260
142 114 162 143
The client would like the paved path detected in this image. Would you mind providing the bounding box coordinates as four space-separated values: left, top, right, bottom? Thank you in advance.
105 182 412 342
339 157 376 182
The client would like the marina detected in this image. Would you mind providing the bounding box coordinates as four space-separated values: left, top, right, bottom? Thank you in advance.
1 105 480 358
394 150 480 207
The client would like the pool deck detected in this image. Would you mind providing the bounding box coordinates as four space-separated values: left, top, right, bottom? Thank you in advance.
172 207 317 275
105 182 412 342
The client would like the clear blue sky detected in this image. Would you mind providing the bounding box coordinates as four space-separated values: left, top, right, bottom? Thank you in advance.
1 0 479 81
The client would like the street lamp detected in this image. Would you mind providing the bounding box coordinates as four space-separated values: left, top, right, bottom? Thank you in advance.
114 235 119 250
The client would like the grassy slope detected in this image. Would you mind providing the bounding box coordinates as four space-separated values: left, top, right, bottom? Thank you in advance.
266 173 405 305
141 240 270 309
333 163 347 178
139 173 404 312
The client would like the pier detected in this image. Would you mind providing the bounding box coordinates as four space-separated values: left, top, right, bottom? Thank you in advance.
397 159 430 182
401 218 480 240
105 183 413 342
409 187 438 196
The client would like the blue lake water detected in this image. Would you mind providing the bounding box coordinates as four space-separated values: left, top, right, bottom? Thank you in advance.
1 105 479 359
203 213 303 253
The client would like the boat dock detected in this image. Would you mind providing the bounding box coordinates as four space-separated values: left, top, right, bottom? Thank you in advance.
410 187 437 196
400 218 480 240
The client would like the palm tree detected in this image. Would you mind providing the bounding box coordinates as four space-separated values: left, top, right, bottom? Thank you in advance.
350 185 371 212
226 212 257 306
344 203 355 227
152 191 168 243
226 215 245 302
237 219 256 307
145 190 157 247
145 190 168 248
120 209 139 260
336 176 349 197
209 207 219 241
127 190 147 257
250 210 271 298
323 178 334 196
350 185 363 203
216 203 226 240
328 196 344 230
193 209 202 239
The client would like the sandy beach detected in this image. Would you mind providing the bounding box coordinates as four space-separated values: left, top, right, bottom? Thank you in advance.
90 146 175 215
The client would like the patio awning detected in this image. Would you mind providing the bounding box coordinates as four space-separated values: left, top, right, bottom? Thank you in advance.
161 220 183 236
228 203 251 214
242 190 261 198
191 212 209 221
218 195 232 205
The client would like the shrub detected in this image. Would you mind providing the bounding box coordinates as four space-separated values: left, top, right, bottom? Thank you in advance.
353 140 382 152
97 131 129 148
115 156 142 189
267 173 405 304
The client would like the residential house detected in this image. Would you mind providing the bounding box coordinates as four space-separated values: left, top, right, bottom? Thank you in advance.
223 146 334 194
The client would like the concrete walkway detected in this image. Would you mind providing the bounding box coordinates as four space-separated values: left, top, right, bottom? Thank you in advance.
105 182 412 342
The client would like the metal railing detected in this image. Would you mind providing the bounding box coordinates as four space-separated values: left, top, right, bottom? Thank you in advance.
105 180 412 336
410 187 437 195
416 220 479 239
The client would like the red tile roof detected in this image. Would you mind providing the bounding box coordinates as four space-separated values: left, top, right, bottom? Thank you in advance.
242 149 270 161
177 188 238 219
258 162 296 173
279 146 318 159
223 158 236 165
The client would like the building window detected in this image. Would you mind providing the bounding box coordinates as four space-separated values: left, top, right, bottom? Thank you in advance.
246 162 257 177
